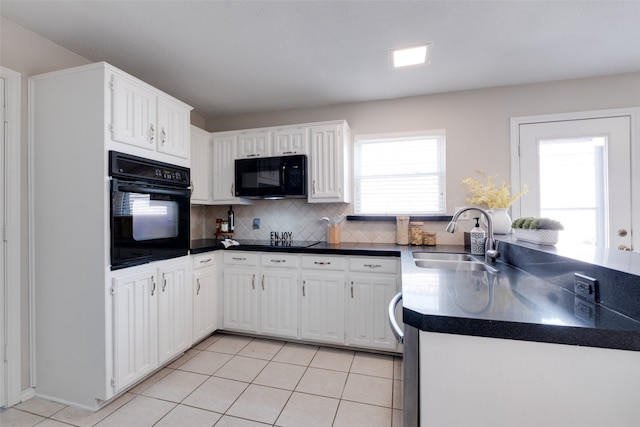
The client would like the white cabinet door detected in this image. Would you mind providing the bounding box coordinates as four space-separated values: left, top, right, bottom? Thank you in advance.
158 260 192 364
111 75 157 150
300 272 345 344
223 267 259 333
260 270 299 338
190 126 212 203
272 126 308 156
308 123 350 203
212 133 240 203
156 97 190 159
112 268 158 391
347 274 397 351
193 265 217 342
237 130 271 158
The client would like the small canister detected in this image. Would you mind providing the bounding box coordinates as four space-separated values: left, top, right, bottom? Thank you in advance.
423 231 436 246
410 222 424 245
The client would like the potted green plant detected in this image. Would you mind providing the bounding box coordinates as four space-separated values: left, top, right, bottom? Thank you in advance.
511 217 564 245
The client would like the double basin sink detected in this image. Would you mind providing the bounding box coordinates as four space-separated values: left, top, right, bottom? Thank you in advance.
413 252 498 273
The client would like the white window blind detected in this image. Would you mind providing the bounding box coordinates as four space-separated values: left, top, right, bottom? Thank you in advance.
354 132 446 215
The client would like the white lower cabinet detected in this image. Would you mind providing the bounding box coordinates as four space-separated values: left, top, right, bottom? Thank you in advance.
260 254 299 338
220 251 400 353
347 257 399 351
223 252 299 338
111 257 191 393
299 271 346 344
192 253 218 342
158 260 193 364
111 267 159 392
347 274 397 350
223 267 259 333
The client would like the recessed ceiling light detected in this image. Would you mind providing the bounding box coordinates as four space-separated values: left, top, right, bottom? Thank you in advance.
390 43 432 69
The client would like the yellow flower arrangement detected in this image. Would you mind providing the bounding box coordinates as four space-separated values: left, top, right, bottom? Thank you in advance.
462 171 528 209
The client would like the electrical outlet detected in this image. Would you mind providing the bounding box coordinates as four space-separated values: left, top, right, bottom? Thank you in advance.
574 273 599 303
253 218 260 229
455 207 471 220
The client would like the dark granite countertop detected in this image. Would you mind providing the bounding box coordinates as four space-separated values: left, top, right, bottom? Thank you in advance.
191 238 640 351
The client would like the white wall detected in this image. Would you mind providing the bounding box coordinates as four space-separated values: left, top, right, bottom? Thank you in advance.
0 15 91 393
206 72 640 212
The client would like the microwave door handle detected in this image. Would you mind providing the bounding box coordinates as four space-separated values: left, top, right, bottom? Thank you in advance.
118 185 189 198
281 163 287 193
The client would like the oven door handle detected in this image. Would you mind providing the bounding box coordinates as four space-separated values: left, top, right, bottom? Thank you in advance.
388 292 404 344
117 184 190 198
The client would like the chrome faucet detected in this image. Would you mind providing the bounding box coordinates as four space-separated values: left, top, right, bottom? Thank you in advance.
446 206 499 262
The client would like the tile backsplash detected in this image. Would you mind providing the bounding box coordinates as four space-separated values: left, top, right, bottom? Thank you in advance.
191 199 469 245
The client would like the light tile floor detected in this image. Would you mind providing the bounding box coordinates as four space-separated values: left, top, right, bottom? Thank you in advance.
1 333 403 427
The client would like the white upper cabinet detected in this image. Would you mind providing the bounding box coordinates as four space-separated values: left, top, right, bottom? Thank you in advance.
211 132 252 205
190 125 213 204
272 126 308 156
308 121 351 203
156 97 190 159
111 75 157 151
111 73 191 161
237 130 272 158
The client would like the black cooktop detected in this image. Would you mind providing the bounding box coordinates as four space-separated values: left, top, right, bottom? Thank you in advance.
235 239 322 248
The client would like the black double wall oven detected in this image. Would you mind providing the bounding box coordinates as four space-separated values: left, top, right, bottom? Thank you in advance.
109 151 190 270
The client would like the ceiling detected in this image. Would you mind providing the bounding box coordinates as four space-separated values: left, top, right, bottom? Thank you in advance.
2 1 640 120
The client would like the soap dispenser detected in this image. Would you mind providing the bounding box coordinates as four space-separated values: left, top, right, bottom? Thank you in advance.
470 217 486 255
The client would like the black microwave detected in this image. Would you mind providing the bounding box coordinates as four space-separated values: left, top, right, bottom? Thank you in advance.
235 154 307 199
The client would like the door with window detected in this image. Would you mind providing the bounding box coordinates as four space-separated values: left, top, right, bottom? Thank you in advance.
513 112 635 251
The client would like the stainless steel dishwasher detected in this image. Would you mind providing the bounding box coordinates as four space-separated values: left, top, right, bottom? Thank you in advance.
389 292 419 427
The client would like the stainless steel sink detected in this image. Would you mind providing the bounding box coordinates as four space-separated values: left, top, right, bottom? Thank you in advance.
412 252 475 261
413 258 499 273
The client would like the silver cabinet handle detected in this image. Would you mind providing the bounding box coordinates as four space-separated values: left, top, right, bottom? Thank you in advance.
364 264 382 268
161 127 167 145
312 179 316 194
149 123 155 144
350 281 354 298
230 183 234 197
247 153 259 157
261 275 265 290
151 275 156 296
199 258 213 264
252 274 255 290
302 280 306 297
196 278 201 295
162 273 167 292
314 261 330 265
282 151 296 154
232 257 247 261
270 259 286 263
388 292 404 344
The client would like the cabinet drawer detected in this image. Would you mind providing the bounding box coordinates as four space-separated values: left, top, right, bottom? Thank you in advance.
301 255 346 271
192 252 215 269
261 253 299 268
223 252 259 266
349 257 398 274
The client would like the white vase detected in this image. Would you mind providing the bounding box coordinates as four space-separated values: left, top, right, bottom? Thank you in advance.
487 208 512 234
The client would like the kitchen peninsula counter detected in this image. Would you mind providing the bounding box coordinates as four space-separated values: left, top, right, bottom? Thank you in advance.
191 238 640 352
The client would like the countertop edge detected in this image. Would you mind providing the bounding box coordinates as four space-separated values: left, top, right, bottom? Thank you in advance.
403 308 640 352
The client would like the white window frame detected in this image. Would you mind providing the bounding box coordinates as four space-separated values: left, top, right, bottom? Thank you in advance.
353 130 446 216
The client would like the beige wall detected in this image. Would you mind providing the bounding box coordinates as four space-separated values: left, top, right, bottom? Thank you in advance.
206 71 640 211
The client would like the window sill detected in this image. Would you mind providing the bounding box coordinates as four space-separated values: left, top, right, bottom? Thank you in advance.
347 215 453 222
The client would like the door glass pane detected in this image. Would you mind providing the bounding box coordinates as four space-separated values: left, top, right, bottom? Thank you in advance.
538 137 606 247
